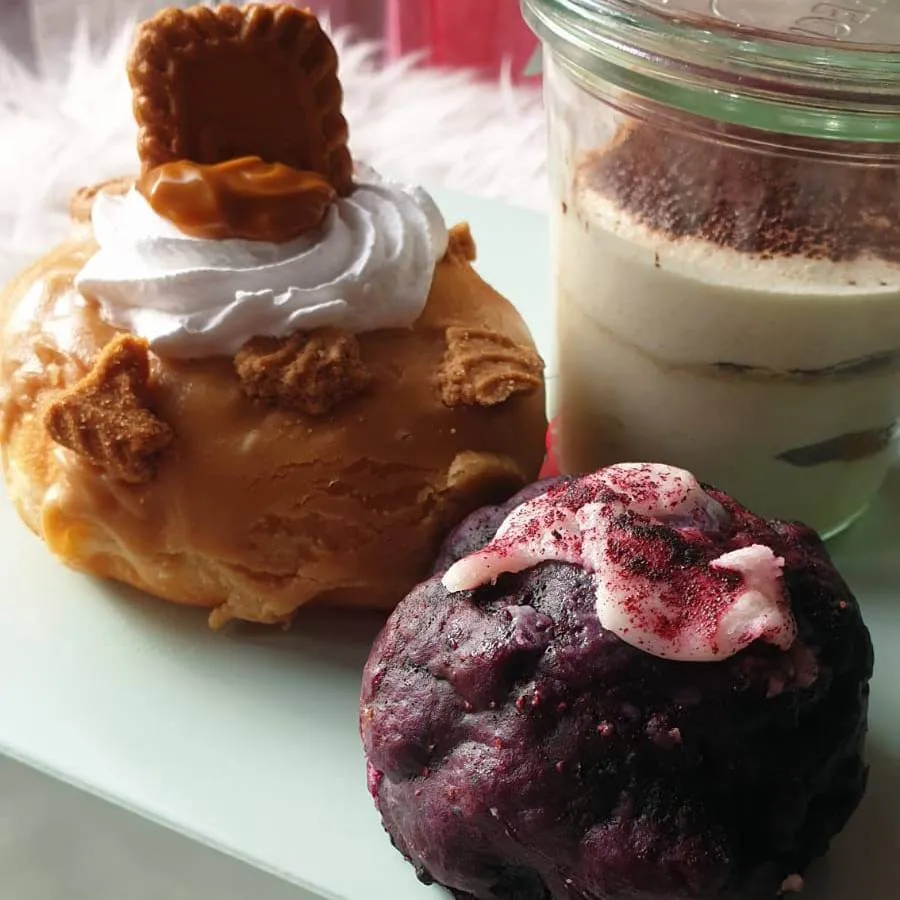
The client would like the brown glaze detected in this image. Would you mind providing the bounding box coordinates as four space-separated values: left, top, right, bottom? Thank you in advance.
0 231 547 627
137 157 336 243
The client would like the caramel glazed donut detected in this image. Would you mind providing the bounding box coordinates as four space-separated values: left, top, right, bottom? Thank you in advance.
0 190 547 627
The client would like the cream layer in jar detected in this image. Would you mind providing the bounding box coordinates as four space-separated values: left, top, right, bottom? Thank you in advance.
556 145 900 535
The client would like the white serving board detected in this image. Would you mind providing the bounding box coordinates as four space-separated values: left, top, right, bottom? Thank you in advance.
0 189 897 900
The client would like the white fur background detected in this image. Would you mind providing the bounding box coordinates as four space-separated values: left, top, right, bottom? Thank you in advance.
0 0 547 284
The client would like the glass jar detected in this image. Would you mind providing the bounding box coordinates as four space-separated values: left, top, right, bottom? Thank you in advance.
522 0 900 537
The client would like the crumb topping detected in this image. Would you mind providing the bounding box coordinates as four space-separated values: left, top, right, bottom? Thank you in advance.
445 223 478 262
235 327 371 416
43 334 173 484
439 326 543 407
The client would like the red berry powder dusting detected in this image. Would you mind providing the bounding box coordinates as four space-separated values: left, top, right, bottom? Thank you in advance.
442 463 797 662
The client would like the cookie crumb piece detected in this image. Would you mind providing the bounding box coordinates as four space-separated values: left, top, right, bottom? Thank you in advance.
70 177 134 224
44 335 173 484
235 328 371 416
439 327 543 407
446 223 477 262
127 4 352 194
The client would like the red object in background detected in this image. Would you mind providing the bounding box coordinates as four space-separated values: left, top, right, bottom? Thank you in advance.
386 0 537 82
540 418 561 479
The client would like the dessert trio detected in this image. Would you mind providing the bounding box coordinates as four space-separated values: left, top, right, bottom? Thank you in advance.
0 4 876 900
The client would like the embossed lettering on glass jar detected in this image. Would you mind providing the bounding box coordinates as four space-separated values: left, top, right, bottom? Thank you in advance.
523 0 900 536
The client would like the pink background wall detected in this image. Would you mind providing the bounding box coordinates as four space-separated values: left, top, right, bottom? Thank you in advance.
312 0 536 82
312 0 386 37
387 0 534 80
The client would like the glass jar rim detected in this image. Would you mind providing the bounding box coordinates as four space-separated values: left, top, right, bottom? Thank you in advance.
522 0 900 142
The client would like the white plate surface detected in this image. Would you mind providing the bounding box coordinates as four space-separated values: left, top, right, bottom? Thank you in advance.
0 189 897 900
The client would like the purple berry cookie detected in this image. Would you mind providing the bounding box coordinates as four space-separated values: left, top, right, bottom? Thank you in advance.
360 464 873 900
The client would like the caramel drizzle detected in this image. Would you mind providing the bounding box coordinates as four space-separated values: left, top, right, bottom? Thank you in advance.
137 156 337 243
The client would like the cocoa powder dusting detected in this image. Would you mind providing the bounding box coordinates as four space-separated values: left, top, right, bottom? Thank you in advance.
585 125 900 263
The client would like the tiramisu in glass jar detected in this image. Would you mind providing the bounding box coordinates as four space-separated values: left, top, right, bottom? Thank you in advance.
523 0 900 536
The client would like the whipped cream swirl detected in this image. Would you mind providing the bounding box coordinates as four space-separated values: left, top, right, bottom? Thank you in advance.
74 165 449 358
443 464 798 663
